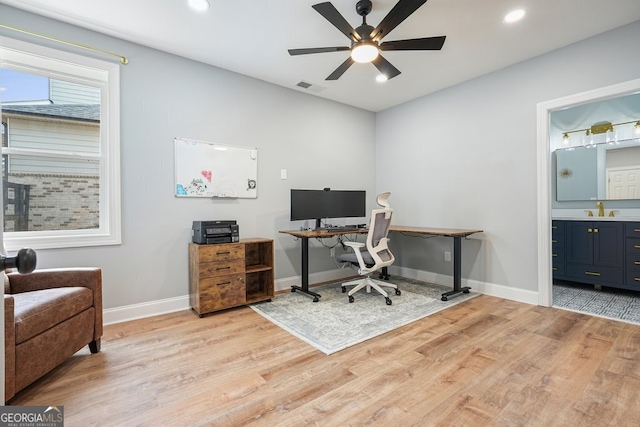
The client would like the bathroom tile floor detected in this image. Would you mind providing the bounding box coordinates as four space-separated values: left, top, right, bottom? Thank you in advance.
553 281 640 325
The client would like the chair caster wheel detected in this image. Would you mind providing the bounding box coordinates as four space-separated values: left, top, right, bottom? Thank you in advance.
313 297 319 302
348 295 354 303
463 289 470 294
291 288 295 293
395 289 401 296
441 296 448 301
341 286 346 293
385 297 392 305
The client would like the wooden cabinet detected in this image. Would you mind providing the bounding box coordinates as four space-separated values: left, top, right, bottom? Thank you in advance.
189 238 274 317
551 220 565 277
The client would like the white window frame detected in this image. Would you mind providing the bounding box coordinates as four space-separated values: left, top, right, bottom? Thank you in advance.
0 36 121 250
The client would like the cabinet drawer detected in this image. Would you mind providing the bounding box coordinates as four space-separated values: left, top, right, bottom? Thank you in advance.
625 272 640 289
198 274 246 311
552 263 565 276
626 254 640 270
626 238 640 254
552 236 564 248
197 243 244 263
625 222 640 238
552 221 565 237
566 263 623 284
199 259 244 279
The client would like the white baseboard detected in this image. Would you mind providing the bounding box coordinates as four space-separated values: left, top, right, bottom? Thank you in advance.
104 267 538 325
388 266 539 305
103 295 190 326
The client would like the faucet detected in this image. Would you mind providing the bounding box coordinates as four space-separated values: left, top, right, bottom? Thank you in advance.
596 201 605 217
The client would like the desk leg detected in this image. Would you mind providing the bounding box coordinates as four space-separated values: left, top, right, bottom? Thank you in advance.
441 236 471 301
291 236 321 302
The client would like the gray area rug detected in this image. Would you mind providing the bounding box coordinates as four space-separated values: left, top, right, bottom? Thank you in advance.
553 282 640 325
251 277 478 355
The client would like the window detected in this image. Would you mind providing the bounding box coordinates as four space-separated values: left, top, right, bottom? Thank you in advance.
0 36 121 250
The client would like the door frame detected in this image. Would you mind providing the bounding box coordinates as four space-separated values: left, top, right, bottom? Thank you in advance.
536 78 640 307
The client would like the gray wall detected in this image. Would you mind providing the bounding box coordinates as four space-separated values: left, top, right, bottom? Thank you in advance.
376 20 640 293
3 4 640 307
0 5 376 309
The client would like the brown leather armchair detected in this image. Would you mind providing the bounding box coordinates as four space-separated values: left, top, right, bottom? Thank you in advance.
4 268 103 401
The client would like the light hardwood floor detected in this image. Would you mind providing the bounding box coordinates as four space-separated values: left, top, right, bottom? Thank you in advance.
8 294 640 426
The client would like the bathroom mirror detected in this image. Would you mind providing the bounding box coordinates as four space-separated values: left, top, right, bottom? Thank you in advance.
556 139 640 201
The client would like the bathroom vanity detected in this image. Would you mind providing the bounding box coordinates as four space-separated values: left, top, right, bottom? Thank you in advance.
553 218 640 291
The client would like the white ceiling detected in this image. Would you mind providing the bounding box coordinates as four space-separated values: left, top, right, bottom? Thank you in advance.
2 0 640 112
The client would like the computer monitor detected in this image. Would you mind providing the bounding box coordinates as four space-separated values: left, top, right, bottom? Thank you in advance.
290 189 366 229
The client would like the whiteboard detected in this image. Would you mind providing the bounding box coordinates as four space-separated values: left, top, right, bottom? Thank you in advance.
174 138 257 198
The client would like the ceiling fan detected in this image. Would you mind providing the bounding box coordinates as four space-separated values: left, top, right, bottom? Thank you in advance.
288 0 446 81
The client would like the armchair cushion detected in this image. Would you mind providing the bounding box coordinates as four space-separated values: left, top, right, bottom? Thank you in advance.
12 287 93 344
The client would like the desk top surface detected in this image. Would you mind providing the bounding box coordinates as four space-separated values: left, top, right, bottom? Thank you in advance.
279 226 482 238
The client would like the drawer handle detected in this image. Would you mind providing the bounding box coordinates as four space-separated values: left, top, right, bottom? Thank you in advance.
635 229 640 232
585 271 601 276
217 251 231 255
552 253 557 257
635 262 640 265
594 228 598 233
635 245 640 249
218 281 231 286
635 278 640 282
552 226 557 230
588 228 592 233
552 240 557 243
216 266 231 271
552 267 557 271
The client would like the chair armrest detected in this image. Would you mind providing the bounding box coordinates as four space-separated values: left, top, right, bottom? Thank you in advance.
343 242 365 249
4 295 16 400
7 268 103 342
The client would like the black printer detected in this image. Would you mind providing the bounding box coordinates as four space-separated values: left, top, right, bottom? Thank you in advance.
192 220 239 244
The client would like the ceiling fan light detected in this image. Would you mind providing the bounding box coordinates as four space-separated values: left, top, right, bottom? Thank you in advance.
351 43 379 63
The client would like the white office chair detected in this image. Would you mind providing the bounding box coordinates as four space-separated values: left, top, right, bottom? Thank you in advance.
337 192 400 305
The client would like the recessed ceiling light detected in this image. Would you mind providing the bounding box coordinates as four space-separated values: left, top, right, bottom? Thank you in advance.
188 0 210 12
504 9 526 23
376 74 388 83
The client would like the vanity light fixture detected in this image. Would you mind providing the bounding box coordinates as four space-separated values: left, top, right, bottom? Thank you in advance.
562 119 640 145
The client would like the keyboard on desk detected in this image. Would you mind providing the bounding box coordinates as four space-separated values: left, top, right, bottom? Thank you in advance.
323 226 364 232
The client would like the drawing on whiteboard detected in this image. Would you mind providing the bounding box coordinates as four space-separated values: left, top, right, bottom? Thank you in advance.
174 138 258 198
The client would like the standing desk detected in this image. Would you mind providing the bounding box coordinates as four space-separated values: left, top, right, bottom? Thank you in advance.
279 225 482 302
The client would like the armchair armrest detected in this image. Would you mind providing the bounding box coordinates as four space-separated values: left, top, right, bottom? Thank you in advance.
4 294 16 400
343 242 365 249
7 268 103 341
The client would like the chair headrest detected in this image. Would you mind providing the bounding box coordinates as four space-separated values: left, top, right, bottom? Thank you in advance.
377 192 391 208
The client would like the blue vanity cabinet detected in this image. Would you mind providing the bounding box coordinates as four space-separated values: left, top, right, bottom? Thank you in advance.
551 220 566 278
564 220 624 286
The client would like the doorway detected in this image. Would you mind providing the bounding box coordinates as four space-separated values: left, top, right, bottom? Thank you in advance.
537 77 640 309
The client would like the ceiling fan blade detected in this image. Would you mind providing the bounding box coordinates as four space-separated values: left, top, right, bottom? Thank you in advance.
371 55 401 80
380 35 446 51
288 46 351 56
326 57 355 80
370 0 428 43
312 2 361 42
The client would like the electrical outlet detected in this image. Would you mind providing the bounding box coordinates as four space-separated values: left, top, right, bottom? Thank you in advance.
330 247 335 257
444 251 451 262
